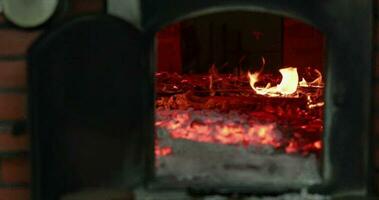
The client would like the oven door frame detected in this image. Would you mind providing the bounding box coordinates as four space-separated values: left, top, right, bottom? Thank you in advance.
141 0 373 196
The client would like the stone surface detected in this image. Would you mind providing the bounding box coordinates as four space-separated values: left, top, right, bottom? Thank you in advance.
135 188 330 200
157 136 321 190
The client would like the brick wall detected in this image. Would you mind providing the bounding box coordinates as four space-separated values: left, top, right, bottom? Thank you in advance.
374 0 379 194
156 23 182 72
282 18 324 71
0 1 104 199
372 0 379 195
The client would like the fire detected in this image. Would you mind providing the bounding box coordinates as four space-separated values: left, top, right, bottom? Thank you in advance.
313 141 322 149
299 69 323 87
248 67 299 96
155 146 173 156
155 64 325 157
156 110 283 148
156 108 322 155
248 67 324 97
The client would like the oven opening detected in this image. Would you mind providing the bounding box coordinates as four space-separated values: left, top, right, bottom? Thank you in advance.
154 11 325 190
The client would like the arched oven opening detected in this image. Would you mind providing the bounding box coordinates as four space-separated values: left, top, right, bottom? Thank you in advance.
154 11 325 193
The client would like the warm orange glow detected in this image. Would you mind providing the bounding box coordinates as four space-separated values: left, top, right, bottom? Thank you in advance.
299 69 323 88
155 146 173 156
248 67 324 97
156 64 325 156
313 141 322 150
156 110 282 148
248 67 299 96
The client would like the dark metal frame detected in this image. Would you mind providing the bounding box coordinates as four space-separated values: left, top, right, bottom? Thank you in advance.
140 0 373 197
28 0 373 199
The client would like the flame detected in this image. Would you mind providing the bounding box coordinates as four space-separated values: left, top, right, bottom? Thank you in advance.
248 67 299 96
248 67 324 97
155 65 324 157
299 69 323 87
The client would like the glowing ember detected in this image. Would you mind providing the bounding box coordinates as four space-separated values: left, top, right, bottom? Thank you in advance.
299 69 323 88
155 146 173 156
156 109 283 148
155 64 324 157
248 67 299 96
156 108 322 155
313 141 322 150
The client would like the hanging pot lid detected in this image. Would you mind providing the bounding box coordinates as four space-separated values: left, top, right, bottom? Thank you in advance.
2 0 59 28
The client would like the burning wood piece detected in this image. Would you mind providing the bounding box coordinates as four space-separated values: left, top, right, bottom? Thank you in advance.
157 92 308 111
155 66 324 156
156 109 322 155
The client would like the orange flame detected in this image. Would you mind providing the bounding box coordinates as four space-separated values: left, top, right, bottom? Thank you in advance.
248 67 324 97
248 67 299 96
299 69 323 88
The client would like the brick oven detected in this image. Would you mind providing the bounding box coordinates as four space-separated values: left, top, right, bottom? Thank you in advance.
0 0 378 200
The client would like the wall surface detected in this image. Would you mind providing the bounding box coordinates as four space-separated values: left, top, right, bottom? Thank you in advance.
0 1 104 199
374 0 379 194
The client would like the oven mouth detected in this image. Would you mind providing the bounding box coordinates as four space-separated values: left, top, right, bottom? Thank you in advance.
153 10 325 192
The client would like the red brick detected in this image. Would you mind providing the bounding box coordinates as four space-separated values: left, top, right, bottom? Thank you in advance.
1 157 30 184
376 140 379 168
0 188 29 200
376 171 379 194
374 83 379 106
376 20 379 45
0 29 40 56
375 53 379 78
0 94 26 120
0 61 26 88
0 133 28 152
374 116 379 137
0 15 6 24
69 0 105 15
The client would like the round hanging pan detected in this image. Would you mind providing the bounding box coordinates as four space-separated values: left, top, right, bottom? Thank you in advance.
2 0 59 28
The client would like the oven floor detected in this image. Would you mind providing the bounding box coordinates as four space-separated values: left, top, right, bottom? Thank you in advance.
156 128 321 190
135 188 330 200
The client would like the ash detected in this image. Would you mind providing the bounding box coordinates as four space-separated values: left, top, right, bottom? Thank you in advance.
135 188 329 200
206 189 329 200
156 128 321 189
156 107 322 156
155 108 322 189
243 193 329 200
206 192 329 200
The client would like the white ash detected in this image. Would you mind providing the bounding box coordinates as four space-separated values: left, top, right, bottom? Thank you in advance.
207 189 329 200
204 193 329 200
135 188 329 200
156 128 321 190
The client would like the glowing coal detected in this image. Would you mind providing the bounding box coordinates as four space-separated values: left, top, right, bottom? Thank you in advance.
155 65 324 156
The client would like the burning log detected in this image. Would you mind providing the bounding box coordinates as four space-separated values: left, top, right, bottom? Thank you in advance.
156 108 322 155
155 65 324 156
153 65 325 194
156 91 308 111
